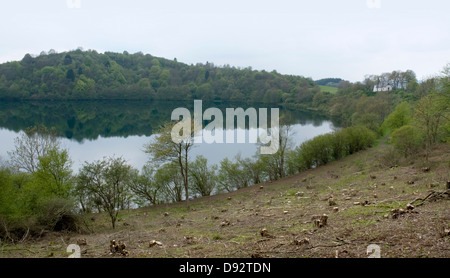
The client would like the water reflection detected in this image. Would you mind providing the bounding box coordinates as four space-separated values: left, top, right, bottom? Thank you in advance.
0 100 337 170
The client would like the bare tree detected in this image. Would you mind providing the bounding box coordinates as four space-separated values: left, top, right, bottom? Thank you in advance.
8 126 61 173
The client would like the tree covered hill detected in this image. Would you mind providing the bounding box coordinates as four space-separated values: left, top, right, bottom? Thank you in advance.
314 78 345 87
0 49 317 103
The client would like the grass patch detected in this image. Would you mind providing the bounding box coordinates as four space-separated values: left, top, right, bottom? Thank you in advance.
286 188 300 196
342 205 382 217
353 218 378 227
319 85 338 94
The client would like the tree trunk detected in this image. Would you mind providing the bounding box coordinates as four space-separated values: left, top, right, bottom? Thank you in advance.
184 147 189 208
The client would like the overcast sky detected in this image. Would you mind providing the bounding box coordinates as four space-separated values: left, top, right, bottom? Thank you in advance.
0 0 449 82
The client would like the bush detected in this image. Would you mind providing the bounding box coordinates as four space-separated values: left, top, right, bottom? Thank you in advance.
311 134 334 166
342 126 377 154
390 125 424 157
285 149 304 176
286 126 378 174
0 217 35 242
330 129 346 160
36 198 80 232
378 145 401 168
294 133 334 170
1 198 81 241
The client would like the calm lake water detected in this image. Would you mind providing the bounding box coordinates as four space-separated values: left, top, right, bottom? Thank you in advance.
0 100 337 171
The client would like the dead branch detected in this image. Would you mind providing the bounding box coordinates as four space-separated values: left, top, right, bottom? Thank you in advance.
307 243 346 249
1 220 14 244
411 189 449 207
19 227 30 243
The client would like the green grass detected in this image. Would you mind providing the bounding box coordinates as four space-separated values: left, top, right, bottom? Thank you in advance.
319 85 338 94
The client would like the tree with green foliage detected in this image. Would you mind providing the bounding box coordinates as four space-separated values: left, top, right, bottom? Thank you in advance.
0 49 316 103
414 93 449 160
238 155 266 185
144 120 195 207
128 163 163 206
259 125 293 181
77 156 133 229
351 94 390 133
0 167 21 228
390 125 424 158
34 147 74 199
63 54 72 65
382 101 412 132
217 157 249 192
66 69 75 82
154 162 184 203
189 155 217 197
1 139 77 238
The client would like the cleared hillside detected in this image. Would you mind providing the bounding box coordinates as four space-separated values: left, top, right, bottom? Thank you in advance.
1 140 449 258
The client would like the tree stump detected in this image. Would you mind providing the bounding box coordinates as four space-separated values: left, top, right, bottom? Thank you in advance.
312 214 328 228
328 197 337 206
294 238 310 246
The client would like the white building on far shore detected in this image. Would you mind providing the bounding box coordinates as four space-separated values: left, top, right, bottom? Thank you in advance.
373 84 393 92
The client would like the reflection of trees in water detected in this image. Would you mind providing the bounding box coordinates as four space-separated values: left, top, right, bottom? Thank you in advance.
0 100 335 141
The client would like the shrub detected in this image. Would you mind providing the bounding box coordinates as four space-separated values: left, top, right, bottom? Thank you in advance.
288 126 378 173
342 126 377 154
390 125 424 157
330 129 346 160
36 198 80 232
378 145 401 168
296 133 333 169
311 134 334 166
285 149 304 175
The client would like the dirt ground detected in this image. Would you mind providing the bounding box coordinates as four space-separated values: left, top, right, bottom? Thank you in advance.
1 141 449 258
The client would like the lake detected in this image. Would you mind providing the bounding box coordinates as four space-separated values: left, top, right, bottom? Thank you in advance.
0 100 337 171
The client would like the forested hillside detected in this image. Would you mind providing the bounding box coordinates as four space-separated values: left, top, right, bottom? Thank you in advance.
0 49 316 103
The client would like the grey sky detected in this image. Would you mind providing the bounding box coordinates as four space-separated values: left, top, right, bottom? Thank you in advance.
1 0 449 82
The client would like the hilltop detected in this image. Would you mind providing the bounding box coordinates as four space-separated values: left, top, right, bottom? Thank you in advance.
2 139 448 258
0 49 315 103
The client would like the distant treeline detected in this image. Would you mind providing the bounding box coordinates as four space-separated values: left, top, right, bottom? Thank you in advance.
314 78 346 88
0 49 317 104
